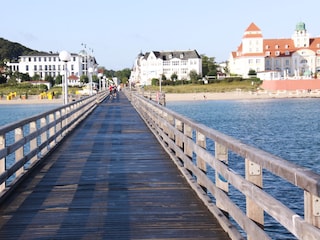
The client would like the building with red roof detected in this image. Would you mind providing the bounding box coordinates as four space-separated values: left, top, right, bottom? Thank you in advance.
229 22 320 80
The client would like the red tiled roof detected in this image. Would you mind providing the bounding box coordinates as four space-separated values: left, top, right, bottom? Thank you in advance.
68 75 79 80
245 22 261 32
243 22 263 38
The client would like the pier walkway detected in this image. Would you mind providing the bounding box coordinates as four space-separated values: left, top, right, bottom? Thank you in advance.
0 92 230 239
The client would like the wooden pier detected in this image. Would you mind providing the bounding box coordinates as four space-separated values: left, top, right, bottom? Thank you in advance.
0 92 230 239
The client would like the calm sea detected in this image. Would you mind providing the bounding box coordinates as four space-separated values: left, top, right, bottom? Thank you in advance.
167 98 320 239
0 100 318 239
0 104 61 127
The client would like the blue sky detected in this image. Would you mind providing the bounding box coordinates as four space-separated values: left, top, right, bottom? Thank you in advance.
2 0 319 70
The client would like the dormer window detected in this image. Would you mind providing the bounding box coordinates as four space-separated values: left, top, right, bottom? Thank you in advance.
275 45 279 49
169 54 172 59
265 45 269 49
265 51 270 56
180 53 184 59
285 45 289 49
285 51 290 56
275 51 280 56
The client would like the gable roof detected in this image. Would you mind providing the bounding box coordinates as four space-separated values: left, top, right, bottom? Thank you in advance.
142 50 200 61
243 22 263 38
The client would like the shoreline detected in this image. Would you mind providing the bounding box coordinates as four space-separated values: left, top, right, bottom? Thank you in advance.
1 90 320 105
164 90 320 102
0 97 63 105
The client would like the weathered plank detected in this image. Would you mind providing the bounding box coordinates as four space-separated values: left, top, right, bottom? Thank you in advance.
0 92 230 239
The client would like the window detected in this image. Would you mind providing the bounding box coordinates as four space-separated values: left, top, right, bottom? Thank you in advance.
34 57 37 62
44 57 47 62
275 51 280 56
275 45 279 49
48 57 51 62
285 60 290 66
285 51 290 55
28 57 31 62
34 65 37 71
265 45 269 49
265 51 270 56
26 65 29 71
285 44 289 49
256 59 260 64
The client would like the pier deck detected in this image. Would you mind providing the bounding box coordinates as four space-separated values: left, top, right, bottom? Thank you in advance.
0 92 229 239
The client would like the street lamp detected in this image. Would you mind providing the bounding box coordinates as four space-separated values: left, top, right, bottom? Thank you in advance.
59 50 71 104
88 67 93 95
98 73 103 92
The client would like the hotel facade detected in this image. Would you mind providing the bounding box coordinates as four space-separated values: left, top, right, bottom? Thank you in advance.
228 22 320 80
6 52 98 86
130 50 202 86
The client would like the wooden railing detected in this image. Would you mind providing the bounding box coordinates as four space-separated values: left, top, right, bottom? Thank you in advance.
0 91 108 201
127 90 320 240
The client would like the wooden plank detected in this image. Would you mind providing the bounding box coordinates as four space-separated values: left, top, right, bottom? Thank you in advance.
0 92 230 240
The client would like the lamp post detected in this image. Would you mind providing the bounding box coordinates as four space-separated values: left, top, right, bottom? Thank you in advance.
59 50 71 105
88 67 93 95
98 73 103 92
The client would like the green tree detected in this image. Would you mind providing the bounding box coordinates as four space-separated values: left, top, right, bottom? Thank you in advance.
201 55 217 76
45 75 54 86
80 75 89 84
189 70 200 83
170 72 178 81
248 69 257 76
55 75 63 85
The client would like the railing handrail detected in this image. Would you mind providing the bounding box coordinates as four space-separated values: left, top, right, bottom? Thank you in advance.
127 90 320 240
0 91 108 201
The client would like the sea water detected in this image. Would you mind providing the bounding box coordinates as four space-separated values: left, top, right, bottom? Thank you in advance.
167 98 320 239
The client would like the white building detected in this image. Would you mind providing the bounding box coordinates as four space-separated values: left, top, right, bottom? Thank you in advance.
130 50 202 86
6 51 98 86
229 22 320 79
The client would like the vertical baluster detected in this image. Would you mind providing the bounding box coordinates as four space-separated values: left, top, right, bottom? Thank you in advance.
183 124 193 159
0 135 5 191
40 117 47 156
304 191 320 228
15 127 24 177
215 142 229 213
49 113 55 148
29 121 37 165
175 119 183 149
245 158 264 239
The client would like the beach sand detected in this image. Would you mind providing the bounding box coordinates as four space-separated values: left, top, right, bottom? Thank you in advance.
0 90 319 104
0 96 63 105
164 90 320 102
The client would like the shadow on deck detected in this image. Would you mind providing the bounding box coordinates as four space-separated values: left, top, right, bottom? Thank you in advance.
0 92 230 239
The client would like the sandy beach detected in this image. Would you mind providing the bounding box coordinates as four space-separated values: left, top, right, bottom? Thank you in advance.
1 90 320 105
164 90 320 102
0 96 63 105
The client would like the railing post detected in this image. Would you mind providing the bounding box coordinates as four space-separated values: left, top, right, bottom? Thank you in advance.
245 158 264 239
304 191 320 228
184 124 193 158
196 131 207 172
175 119 183 149
49 113 55 148
40 117 47 156
30 121 38 165
0 135 5 191
215 142 229 213
15 127 24 177
55 110 62 143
